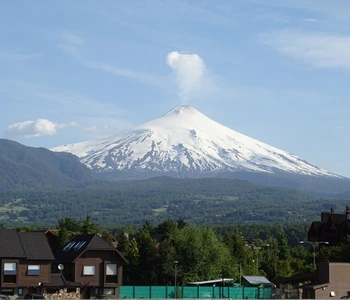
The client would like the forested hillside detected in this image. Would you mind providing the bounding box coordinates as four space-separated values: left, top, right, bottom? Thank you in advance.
0 176 348 227
0 138 93 189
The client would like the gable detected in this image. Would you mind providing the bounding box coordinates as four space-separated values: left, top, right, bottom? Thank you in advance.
55 234 128 264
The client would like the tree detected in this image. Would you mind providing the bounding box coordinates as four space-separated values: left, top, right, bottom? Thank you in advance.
278 228 290 260
57 217 81 233
56 226 70 249
173 226 237 283
135 223 158 285
223 230 256 276
81 215 99 234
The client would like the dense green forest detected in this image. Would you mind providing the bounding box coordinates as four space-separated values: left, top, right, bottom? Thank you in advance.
18 217 350 286
0 177 349 227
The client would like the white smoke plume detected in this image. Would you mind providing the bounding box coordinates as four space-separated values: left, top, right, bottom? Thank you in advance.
166 51 206 103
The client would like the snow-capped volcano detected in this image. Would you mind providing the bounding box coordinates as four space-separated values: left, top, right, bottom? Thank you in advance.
51 105 340 178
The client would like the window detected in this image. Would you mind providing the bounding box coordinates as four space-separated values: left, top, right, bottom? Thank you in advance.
83 266 95 275
4 263 16 275
27 265 40 275
3 263 16 283
106 264 117 283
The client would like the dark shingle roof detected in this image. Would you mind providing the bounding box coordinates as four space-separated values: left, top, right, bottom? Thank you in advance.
0 230 54 260
55 234 128 264
0 229 26 258
18 231 55 260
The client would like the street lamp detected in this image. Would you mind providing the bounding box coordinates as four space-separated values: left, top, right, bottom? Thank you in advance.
174 261 178 299
300 241 329 270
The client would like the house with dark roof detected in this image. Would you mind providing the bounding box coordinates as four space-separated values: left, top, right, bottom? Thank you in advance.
307 206 350 245
0 230 54 297
54 234 128 299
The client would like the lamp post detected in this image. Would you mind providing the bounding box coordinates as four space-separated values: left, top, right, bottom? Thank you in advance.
300 241 329 270
174 261 178 299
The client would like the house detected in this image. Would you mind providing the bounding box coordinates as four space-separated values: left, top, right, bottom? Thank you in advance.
308 206 350 245
280 262 350 299
54 234 128 299
0 230 55 297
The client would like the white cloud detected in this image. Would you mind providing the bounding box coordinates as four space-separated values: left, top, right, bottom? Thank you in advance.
261 30 350 70
303 18 320 23
166 51 206 104
5 119 78 138
0 50 42 61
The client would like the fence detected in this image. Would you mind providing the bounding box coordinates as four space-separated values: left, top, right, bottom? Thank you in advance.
119 286 272 299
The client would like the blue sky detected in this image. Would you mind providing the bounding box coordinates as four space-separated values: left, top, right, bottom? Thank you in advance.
1 0 350 177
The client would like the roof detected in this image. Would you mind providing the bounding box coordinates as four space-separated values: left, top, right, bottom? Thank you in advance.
18 231 55 260
55 234 128 264
279 271 316 284
188 278 235 285
0 230 26 258
243 276 272 285
301 282 330 290
0 230 54 260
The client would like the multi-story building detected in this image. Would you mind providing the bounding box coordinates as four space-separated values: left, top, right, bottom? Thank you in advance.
0 230 128 299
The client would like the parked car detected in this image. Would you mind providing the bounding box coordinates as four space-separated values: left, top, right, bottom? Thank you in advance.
0 295 10 300
24 294 46 300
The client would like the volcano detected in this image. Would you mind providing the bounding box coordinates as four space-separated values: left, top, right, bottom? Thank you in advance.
51 105 341 182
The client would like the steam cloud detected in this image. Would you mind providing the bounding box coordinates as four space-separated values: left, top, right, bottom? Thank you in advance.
166 51 206 103
5 119 77 138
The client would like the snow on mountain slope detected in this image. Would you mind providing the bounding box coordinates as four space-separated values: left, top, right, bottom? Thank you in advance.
51 105 341 178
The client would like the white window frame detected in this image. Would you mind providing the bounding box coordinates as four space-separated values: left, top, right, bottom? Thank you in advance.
83 265 95 275
106 264 117 275
4 262 17 275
